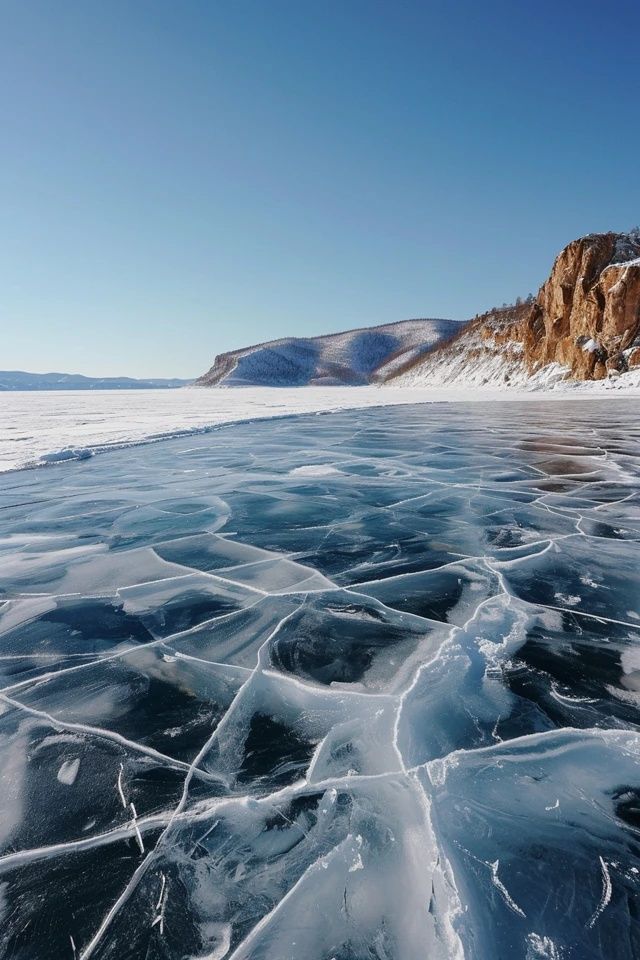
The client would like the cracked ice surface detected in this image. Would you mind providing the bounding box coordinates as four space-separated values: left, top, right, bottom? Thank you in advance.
0 399 639 959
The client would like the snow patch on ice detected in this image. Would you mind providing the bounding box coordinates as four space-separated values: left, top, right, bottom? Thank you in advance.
525 932 561 959
57 758 81 785
41 447 94 463
289 464 343 477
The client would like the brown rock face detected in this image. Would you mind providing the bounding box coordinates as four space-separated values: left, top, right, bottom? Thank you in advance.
518 232 640 379
383 231 640 387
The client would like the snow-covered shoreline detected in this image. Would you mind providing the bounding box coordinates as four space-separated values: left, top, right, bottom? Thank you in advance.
2 382 640 473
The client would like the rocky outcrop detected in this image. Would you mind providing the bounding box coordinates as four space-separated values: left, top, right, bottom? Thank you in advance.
520 232 640 380
388 231 640 387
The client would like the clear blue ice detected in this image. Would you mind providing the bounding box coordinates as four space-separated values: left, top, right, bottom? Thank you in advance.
0 400 639 959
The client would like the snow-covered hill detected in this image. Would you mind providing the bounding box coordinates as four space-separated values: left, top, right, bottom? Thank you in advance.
196 319 460 386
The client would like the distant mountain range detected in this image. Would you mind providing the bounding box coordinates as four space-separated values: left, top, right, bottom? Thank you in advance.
197 231 640 390
0 371 192 391
196 318 461 387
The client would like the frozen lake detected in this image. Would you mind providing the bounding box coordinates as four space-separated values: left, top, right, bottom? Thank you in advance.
0 399 639 958
0 385 468 471
3 382 640 472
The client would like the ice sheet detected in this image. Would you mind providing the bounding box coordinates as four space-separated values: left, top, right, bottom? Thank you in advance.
0 399 639 959
3 381 640 472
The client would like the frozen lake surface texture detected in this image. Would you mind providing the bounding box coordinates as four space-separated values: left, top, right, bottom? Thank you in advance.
1 399 639 959
3 383 640 473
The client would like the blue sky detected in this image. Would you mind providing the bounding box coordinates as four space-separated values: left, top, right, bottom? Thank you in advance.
1 0 639 377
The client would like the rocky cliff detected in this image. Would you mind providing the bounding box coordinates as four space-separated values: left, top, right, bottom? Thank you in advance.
523 231 640 379
389 231 640 388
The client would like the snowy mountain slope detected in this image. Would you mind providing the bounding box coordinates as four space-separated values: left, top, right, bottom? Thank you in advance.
387 304 539 389
0 371 191 390
196 318 460 386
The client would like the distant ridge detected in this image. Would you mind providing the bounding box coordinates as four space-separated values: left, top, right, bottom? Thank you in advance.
0 371 192 391
196 318 461 387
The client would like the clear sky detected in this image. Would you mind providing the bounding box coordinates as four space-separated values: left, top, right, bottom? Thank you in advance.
1 0 639 378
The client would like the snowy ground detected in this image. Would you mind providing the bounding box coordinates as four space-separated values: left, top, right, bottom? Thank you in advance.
2 382 640 472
